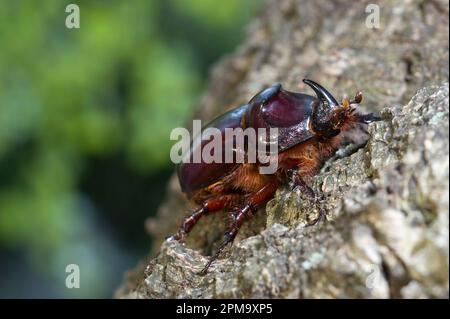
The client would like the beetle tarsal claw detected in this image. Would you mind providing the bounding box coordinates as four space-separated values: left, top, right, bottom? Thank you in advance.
165 234 177 242
165 231 185 242
355 113 382 124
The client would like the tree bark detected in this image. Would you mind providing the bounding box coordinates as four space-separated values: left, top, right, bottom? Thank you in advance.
116 0 449 298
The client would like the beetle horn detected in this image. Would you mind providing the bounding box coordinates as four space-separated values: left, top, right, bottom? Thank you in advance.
303 79 339 108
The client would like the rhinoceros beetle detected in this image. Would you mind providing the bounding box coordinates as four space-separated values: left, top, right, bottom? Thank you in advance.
168 79 380 274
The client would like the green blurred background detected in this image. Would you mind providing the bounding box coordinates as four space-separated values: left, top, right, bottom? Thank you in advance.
0 0 261 298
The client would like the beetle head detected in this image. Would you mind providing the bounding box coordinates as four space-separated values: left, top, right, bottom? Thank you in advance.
303 79 380 138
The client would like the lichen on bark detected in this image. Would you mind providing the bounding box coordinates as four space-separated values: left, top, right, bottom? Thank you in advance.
116 0 449 299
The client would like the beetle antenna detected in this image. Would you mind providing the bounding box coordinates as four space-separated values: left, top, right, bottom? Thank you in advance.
351 91 363 104
342 95 351 109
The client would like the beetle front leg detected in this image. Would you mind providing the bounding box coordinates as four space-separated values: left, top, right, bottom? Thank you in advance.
353 112 381 124
289 170 315 198
289 170 327 225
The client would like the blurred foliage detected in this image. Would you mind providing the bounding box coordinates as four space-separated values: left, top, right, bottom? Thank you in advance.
0 0 261 297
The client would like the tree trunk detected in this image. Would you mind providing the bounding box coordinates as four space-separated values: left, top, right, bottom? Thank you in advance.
116 0 449 298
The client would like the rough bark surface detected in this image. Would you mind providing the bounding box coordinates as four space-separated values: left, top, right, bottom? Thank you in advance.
116 0 449 298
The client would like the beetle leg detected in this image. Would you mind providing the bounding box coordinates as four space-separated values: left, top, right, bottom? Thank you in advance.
289 171 315 198
165 206 205 242
199 179 279 275
289 171 328 225
166 194 242 242
353 112 381 124
199 205 252 275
